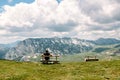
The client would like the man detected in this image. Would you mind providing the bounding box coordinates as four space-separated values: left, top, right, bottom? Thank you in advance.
43 50 50 61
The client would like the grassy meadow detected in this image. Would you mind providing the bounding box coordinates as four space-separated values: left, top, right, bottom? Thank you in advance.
0 59 120 80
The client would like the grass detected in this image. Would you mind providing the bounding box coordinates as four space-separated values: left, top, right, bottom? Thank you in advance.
60 51 120 62
0 60 120 80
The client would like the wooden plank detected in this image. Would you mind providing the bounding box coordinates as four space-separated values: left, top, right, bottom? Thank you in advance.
85 59 99 62
40 55 60 64
85 56 99 62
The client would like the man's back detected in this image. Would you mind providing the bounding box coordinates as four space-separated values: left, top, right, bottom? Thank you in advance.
44 52 50 56
44 50 50 61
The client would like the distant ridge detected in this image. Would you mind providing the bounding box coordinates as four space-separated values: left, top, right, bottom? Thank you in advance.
93 38 120 45
0 37 119 61
5 37 94 60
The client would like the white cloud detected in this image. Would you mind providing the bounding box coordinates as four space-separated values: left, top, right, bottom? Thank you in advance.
80 0 120 23
0 0 120 43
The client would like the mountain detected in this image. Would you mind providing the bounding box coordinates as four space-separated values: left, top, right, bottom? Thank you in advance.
0 41 20 59
5 38 94 60
5 41 20 48
93 38 120 45
0 44 9 59
114 44 120 48
92 47 111 53
0 37 119 61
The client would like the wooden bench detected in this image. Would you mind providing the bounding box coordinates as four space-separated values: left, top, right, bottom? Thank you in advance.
41 55 60 64
85 56 99 62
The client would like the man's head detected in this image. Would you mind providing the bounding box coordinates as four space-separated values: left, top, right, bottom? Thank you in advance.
46 50 48 52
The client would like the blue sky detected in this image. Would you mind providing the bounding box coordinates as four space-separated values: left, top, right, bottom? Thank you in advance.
0 0 120 43
0 0 35 6
0 0 35 13
0 0 62 13
56 0 62 3
0 0 62 7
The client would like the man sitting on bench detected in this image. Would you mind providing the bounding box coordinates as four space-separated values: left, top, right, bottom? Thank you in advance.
43 50 51 61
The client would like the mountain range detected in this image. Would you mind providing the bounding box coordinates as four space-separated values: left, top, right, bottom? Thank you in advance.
0 37 120 61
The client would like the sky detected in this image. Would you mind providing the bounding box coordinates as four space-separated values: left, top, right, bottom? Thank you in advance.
0 0 120 43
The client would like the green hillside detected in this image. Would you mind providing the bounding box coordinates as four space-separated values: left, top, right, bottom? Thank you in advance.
0 60 120 80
